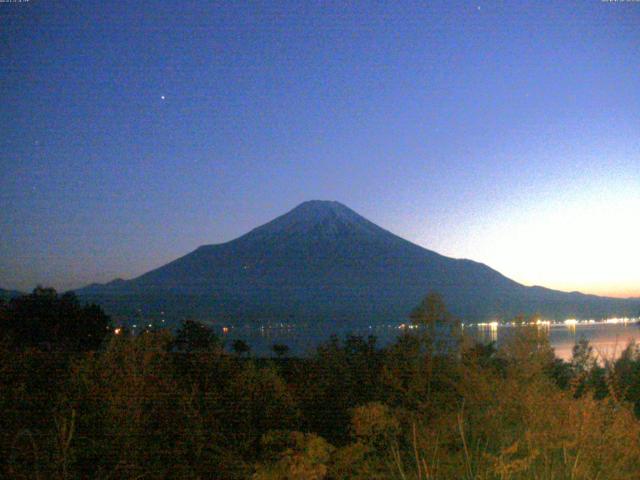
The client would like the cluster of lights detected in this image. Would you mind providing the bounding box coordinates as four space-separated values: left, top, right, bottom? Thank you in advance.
258 323 296 330
477 320 553 328
560 317 637 326
397 323 419 330
114 315 640 338
605 317 633 324
477 321 500 329
474 317 639 328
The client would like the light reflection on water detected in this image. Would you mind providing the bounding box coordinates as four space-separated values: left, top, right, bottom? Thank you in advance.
474 322 640 361
545 323 640 362
224 322 640 362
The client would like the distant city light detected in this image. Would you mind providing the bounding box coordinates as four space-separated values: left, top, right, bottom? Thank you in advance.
605 317 630 324
472 317 639 329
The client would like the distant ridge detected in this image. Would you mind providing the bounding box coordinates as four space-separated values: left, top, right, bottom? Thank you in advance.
0 288 24 300
77 201 640 324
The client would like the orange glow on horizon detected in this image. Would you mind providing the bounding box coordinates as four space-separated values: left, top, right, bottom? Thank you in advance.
443 185 640 302
541 283 640 299
582 289 640 299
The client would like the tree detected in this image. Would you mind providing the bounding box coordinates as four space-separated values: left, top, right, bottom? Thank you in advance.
409 292 451 330
410 292 462 353
1 287 111 351
272 343 290 358
173 319 219 352
407 292 459 402
232 339 251 357
571 338 597 377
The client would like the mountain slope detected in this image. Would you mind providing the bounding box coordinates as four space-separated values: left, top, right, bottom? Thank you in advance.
0 288 24 301
77 201 640 324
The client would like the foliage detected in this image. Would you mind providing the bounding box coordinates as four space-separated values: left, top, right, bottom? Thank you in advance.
410 292 452 329
1 287 111 351
3 292 640 479
272 343 290 358
253 431 333 480
232 338 251 356
173 319 220 352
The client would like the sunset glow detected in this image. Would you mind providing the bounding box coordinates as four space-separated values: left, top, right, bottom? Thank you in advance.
432 181 640 298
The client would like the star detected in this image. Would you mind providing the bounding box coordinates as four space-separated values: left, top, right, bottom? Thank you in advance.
160 95 166 100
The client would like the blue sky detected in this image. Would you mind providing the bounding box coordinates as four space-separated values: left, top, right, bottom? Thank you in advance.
1 0 639 296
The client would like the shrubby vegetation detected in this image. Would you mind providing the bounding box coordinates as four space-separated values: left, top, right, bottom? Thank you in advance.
2 290 640 479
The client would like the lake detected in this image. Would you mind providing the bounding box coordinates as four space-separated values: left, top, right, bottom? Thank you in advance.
222 320 640 362
537 322 640 361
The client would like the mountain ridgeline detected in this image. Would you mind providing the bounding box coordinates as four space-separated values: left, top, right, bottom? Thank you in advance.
77 201 640 325
0 288 24 301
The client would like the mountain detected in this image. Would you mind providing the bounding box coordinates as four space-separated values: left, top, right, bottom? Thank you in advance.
76 201 640 324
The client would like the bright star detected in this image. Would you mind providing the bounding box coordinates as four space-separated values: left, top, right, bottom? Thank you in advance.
161 95 166 100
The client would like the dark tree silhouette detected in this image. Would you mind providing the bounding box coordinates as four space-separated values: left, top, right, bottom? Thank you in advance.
232 339 251 356
173 319 219 352
409 292 452 329
1 287 111 351
272 343 290 358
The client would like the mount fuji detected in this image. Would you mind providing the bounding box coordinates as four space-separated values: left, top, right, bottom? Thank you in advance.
76 201 640 325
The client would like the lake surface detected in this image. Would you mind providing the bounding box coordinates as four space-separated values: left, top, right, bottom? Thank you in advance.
222 321 640 362
538 322 640 361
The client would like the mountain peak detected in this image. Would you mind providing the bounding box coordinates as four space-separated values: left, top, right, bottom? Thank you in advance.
287 200 360 221
293 199 349 211
240 200 380 241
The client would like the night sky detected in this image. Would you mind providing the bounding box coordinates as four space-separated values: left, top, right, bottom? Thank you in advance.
1 1 639 297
